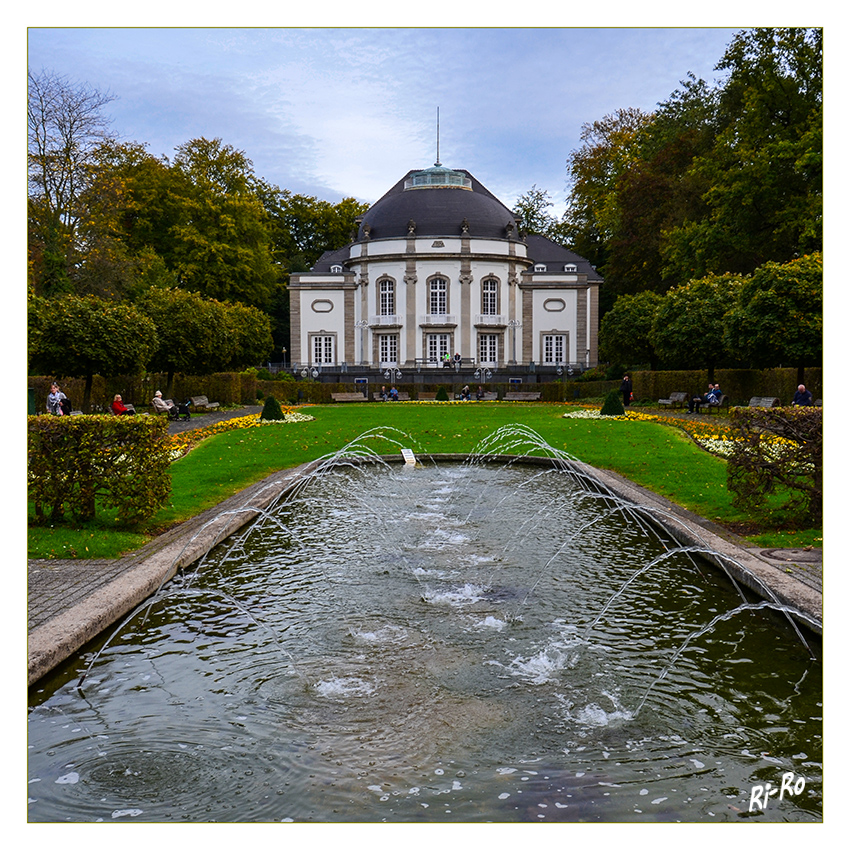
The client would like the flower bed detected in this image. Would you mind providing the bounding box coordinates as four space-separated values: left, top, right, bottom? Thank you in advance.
562 406 794 460
169 408 315 461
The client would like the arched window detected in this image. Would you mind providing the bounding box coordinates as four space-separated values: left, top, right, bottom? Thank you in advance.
481 278 498 316
379 278 395 316
428 277 447 315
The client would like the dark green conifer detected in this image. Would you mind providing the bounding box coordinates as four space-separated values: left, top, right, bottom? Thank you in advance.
260 395 285 420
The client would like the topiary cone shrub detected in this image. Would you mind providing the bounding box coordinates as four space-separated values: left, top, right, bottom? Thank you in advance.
435 386 450 401
260 395 285 420
600 389 625 416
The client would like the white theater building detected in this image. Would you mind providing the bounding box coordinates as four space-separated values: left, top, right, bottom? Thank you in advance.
289 163 601 375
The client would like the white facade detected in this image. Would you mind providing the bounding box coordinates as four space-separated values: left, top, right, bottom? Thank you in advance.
289 166 601 371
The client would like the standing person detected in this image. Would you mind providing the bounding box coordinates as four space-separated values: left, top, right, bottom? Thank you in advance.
46 383 68 415
111 394 135 415
620 375 633 407
792 384 814 406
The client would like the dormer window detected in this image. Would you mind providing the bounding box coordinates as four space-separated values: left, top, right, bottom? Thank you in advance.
534 264 547 273
330 264 343 273
564 263 577 272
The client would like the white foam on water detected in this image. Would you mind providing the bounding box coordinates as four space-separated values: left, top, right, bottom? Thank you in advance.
314 676 376 699
476 615 506 631
423 583 487 607
412 567 448 579
503 646 574 685
571 703 634 728
55 772 79 785
350 624 408 644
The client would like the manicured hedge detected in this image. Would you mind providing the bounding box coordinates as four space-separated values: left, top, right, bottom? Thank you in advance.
28 415 172 525
28 366 822 411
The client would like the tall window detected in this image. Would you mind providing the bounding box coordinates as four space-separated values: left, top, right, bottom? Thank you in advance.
312 335 335 365
481 279 498 315
427 333 451 363
478 334 498 365
379 334 398 365
542 334 566 365
379 279 395 316
429 277 447 315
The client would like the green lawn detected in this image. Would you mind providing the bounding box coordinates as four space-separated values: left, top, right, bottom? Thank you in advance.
27 403 822 559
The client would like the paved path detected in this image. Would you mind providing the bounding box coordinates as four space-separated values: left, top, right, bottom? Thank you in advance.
166 404 262 434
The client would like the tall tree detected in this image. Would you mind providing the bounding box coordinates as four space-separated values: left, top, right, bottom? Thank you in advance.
169 138 280 308
724 253 822 383
28 69 116 295
662 28 822 280
562 107 653 310
513 185 557 237
598 290 664 369
650 273 742 380
603 74 718 295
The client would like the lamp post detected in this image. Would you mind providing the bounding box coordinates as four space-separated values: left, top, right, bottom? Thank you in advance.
383 366 402 383
508 319 521 365
355 320 368 366
281 348 287 368
474 367 493 382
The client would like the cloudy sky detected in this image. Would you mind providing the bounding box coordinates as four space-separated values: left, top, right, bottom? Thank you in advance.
27 26 742 216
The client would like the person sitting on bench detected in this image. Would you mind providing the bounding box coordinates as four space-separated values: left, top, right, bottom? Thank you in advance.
688 383 721 413
111 394 135 415
152 390 179 420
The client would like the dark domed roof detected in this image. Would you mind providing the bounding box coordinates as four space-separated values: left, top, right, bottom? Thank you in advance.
356 168 519 241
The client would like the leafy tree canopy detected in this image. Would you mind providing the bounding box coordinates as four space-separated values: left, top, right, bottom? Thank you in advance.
650 273 742 377
724 252 822 380
29 294 158 410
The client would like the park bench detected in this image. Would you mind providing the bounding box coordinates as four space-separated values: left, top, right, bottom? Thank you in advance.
331 392 369 402
462 391 498 401
748 397 781 408
190 395 220 411
504 392 542 401
373 391 410 401
417 392 438 400
699 393 727 415
658 391 688 408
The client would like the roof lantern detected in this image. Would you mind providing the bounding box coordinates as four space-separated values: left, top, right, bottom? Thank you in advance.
404 162 472 191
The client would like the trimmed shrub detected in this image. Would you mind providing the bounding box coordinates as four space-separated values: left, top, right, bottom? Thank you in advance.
260 396 285 421
727 406 822 524
435 386 450 401
28 415 171 525
600 389 625 416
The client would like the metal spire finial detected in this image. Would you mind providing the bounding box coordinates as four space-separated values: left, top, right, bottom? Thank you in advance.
435 107 441 167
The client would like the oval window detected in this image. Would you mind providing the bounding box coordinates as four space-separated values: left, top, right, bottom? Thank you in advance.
543 298 566 312
311 299 334 313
